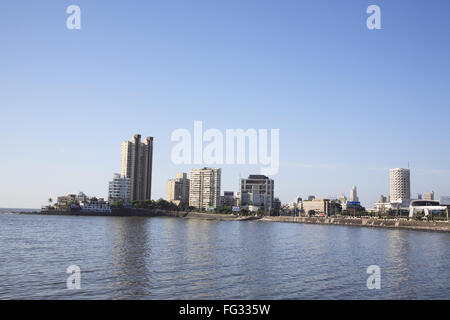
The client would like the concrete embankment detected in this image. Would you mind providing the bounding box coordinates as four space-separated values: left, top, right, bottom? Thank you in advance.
261 216 450 232
21 209 257 221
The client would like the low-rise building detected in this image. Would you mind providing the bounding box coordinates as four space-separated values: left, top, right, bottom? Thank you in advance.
302 198 339 216
50 192 110 212
375 201 392 213
80 198 111 212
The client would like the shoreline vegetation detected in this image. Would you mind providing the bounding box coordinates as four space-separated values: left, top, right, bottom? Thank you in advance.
14 208 450 233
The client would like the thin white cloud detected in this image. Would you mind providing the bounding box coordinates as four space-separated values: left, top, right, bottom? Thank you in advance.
280 161 339 169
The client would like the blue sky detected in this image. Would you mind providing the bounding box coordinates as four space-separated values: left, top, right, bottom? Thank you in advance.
1 0 450 208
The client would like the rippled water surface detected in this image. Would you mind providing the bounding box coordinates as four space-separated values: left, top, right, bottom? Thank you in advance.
0 211 449 299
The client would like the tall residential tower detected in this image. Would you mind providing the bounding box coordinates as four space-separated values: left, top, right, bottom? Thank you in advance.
189 168 221 209
121 134 154 201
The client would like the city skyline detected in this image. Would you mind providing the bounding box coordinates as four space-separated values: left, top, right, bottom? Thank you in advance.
1 1 450 208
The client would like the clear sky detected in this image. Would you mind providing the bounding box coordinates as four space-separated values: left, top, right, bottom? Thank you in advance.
1 0 450 208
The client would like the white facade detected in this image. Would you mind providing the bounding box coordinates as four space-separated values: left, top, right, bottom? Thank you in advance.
390 168 411 202
189 168 221 209
80 199 111 212
409 200 447 218
350 186 359 202
108 173 131 204
289 195 303 210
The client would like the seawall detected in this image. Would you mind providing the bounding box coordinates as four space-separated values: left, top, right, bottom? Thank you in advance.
22 209 257 221
261 216 450 232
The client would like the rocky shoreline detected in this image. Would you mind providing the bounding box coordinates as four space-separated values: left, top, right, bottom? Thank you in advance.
261 216 450 233
15 209 450 232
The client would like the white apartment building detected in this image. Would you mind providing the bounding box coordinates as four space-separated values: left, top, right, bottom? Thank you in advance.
108 173 131 204
80 198 111 212
390 168 411 203
166 172 190 205
189 168 221 209
121 134 153 201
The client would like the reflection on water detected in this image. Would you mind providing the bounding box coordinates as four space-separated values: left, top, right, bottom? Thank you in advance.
386 231 415 298
107 217 151 299
0 213 449 299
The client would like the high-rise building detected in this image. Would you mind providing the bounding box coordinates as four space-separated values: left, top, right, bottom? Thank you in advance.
166 172 190 205
189 168 221 209
108 173 131 204
424 191 435 201
121 134 154 201
349 186 359 202
240 175 274 210
389 168 411 202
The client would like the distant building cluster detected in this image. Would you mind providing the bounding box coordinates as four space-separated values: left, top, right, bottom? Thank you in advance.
165 170 280 215
41 135 449 220
42 133 154 212
42 192 111 212
371 168 448 218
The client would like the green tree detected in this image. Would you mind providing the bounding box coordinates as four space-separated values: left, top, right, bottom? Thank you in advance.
111 199 124 209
